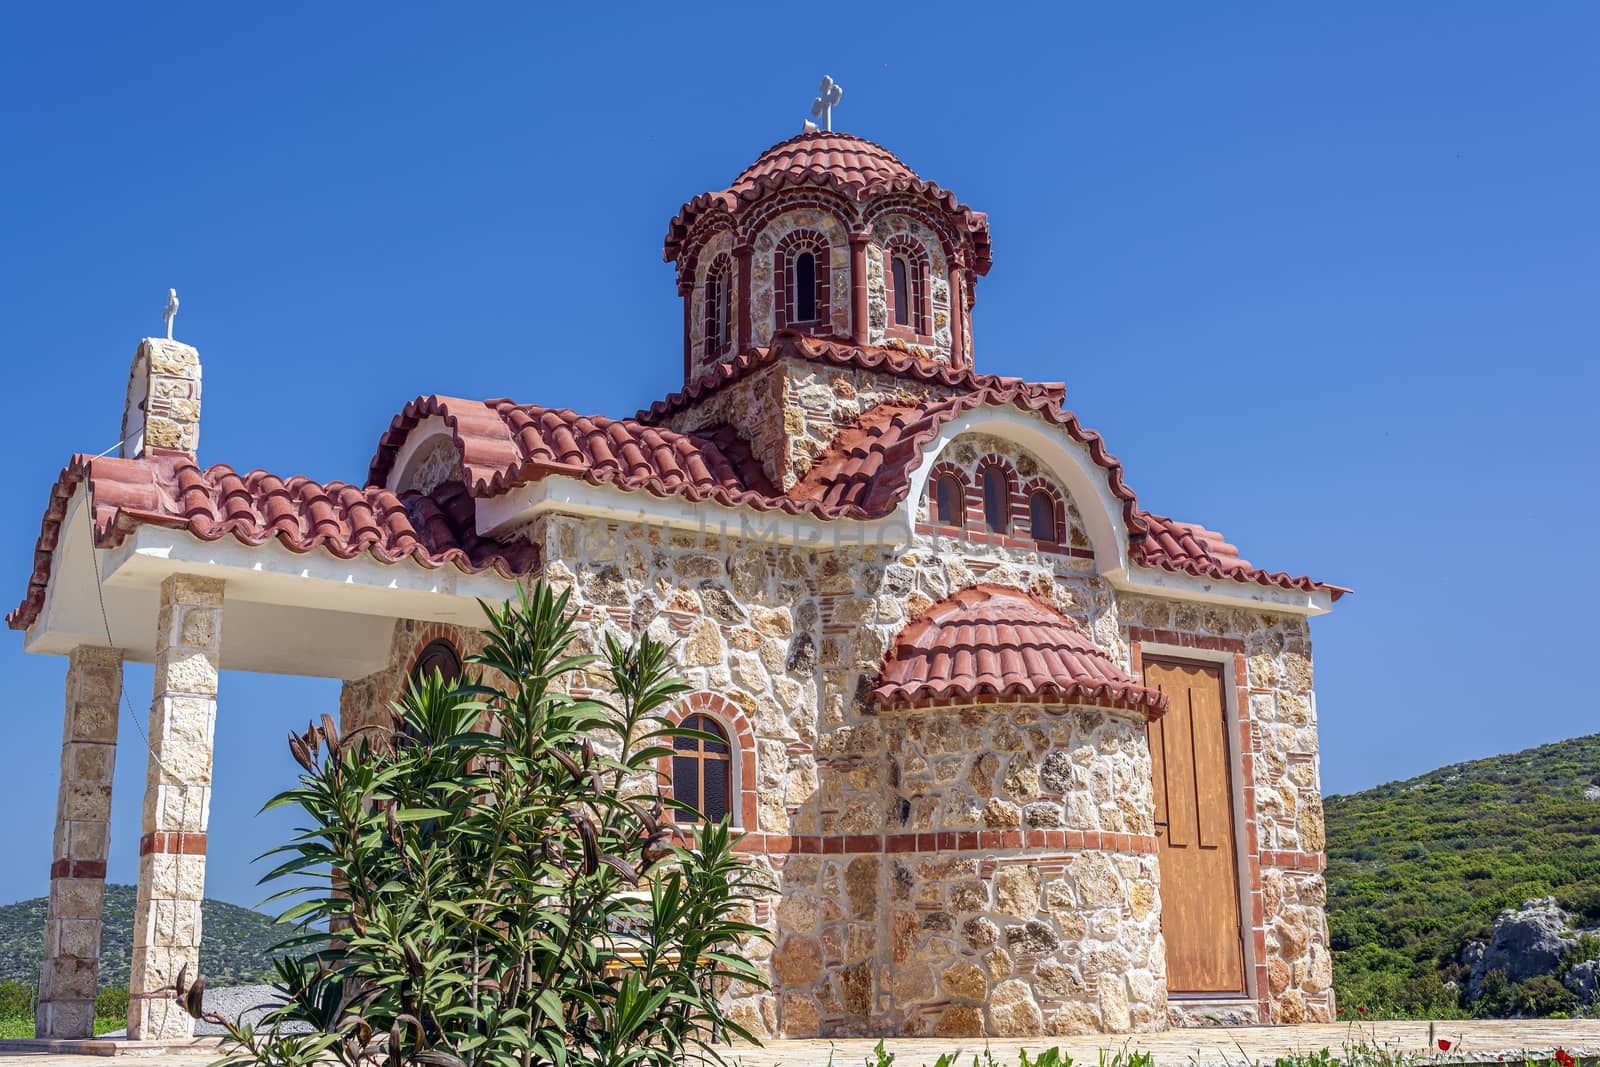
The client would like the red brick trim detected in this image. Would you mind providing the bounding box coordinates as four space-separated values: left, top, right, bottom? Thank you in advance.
1020 477 1067 547
731 829 1158 856
971 455 1019 537
1260 849 1327 872
139 831 207 856
734 188 857 246
659 693 758 831
49 859 107 879
862 194 965 265
701 254 734 363
883 235 933 342
924 461 970 530
774 228 833 336
401 623 467 689
913 522 1095 558
1129 626 1247 655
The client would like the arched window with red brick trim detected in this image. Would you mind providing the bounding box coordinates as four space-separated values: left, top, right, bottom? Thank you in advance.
672 713 732 823
703 255 733 359
930 472 965 528
1029 489 1058 543
981 465 1011 534
774 229 831 331
884 236 931 339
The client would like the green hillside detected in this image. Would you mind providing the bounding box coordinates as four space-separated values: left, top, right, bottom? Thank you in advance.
0 884 284 990
1326 731 1600 1016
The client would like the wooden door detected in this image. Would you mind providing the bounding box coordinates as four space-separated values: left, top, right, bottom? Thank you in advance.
1144 658 1247 995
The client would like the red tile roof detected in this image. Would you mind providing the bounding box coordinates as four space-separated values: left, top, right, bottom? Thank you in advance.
1132 512 1346 599
368 382 1344 599
663 132 993 273
872 584 1168 715
634 331 1065 426
370 396 800 508
7 451 537 631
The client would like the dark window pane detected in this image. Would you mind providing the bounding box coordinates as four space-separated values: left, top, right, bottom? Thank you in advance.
794 252 817 321
1030 492 1057 541
935 477 962 526
702 761 729 821
409 640 461 687
892 257 911 326
983 469 1008 533
672 754 699 819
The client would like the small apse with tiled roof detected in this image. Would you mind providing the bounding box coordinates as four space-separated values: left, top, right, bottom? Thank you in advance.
12 126 1346 1042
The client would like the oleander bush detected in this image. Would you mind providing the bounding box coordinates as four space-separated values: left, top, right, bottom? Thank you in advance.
199 581 770 1067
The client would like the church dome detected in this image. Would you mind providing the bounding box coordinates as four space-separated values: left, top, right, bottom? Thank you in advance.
664 130 992 385
729 132 921 194
663 132 990 270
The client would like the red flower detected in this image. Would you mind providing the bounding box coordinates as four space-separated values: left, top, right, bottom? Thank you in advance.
1358 1006 1367 1015
1554 1051 1573 1067
1438 1041 1452 1052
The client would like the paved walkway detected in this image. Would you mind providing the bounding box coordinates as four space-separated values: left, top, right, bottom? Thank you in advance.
1 1020 1597 1065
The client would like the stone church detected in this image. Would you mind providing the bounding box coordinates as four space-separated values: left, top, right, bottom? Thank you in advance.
13 129 1346 1042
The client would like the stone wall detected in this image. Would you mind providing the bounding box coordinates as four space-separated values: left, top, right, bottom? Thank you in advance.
751 208 851 340
662 357 960 491
329 417 1331 1036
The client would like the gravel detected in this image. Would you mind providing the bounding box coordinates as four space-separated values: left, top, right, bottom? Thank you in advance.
101 983 309 1038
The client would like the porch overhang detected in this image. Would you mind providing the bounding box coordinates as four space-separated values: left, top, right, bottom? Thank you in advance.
19 490 521 678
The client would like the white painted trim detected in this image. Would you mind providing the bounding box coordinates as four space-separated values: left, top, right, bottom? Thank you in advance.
476 477 913 551
384 414 454 491
1137 642 1258 1003
906 407 1334 616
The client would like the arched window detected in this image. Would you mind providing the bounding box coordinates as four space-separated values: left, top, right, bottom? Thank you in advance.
703 257 732 358
774 229 831 332
409 639 462 687
931 474 965 528
884 236 931 338
982 467 1010 534
892 257 911 326
672 713 731 823
793 252 817 322
1029 490 1058 543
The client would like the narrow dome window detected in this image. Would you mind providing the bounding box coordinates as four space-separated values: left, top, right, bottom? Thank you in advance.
932 474 964 527
982 468 1009 534
1030 490 1057 542
794 252 817 321
892 257 911 326
703 257 732 358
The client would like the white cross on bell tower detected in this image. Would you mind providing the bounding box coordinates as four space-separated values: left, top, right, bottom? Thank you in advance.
803 75 843 133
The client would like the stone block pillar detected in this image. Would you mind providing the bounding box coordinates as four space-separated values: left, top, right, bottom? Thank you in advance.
127 574 223 1040
36 646 123 1039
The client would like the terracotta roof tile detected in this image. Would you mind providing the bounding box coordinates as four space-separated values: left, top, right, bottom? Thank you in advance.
8 451 537 631
634 331 1065 426
664 132 992 273
1133 511 1347 599
368 382 1344 600
873 584 1168 715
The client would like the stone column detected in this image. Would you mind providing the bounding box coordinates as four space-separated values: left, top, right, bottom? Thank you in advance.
947 262 966 369
127 574 223 1040
734 244 754 352
36 646 123 1039
849 233 870 346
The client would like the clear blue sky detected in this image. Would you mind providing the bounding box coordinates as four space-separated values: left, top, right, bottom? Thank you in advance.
1 4 1595 909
